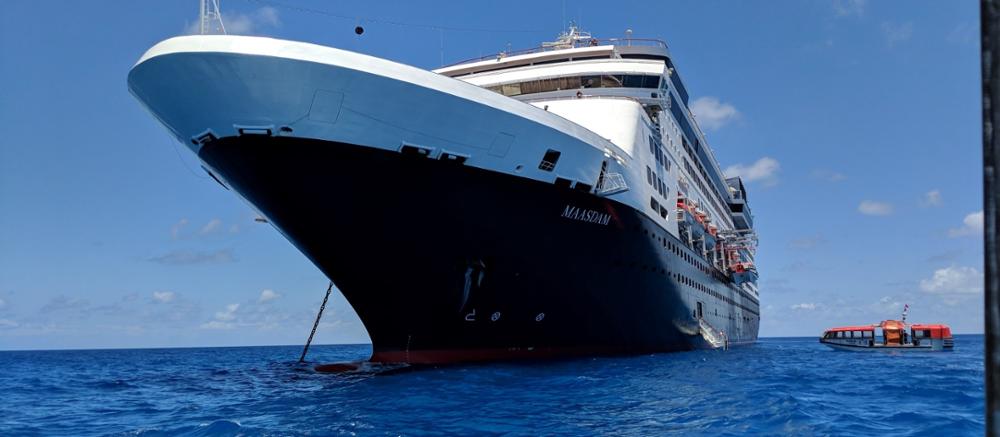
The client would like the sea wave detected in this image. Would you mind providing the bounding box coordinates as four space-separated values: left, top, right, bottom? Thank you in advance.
0 337 985 436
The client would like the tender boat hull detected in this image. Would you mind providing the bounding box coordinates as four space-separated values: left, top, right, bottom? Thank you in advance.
820 339 953 352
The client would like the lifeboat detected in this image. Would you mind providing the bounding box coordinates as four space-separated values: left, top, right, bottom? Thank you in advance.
723 242 757 284
728 261 757 285
694 208 707 225
819 320 954 351
675 197 705 238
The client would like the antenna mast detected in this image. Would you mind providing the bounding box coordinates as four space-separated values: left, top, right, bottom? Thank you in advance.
199 0 226 35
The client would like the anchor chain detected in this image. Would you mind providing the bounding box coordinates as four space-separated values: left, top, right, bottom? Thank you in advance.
299 281 334 363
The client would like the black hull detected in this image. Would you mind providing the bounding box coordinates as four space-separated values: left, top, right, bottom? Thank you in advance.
199 136 759 364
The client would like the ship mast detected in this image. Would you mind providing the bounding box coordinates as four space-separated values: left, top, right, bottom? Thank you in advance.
542 23 594 50
199 0 226 35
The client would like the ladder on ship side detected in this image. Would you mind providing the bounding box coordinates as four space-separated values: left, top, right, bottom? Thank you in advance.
699 318 729 350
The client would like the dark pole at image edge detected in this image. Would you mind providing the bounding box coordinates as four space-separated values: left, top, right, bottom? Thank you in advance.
981 1 1000 435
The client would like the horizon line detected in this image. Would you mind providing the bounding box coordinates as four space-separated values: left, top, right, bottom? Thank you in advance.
0 333 986 353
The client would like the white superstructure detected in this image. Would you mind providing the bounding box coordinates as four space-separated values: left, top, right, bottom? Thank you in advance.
437 27 757 291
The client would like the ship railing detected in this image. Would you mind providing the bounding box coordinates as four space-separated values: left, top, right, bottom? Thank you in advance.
519 94 649 106
596 172 628 196
443 38 668 67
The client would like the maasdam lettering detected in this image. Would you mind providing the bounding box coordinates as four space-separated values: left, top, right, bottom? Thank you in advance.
561 205 611 225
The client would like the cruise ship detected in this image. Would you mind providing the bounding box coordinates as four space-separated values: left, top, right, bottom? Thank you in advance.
128 22 760 364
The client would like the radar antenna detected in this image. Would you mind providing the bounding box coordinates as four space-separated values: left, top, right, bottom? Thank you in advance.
542 22 594 50
199 0 226 35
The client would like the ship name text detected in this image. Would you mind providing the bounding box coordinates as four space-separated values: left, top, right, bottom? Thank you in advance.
561 205 611 226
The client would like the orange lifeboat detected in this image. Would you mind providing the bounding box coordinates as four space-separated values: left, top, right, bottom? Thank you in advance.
820 320 954 351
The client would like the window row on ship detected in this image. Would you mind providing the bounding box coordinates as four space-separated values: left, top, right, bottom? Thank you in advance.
677 147 730 228
640 100 732 230
638 130 759 309
472 57 738 230
823 331 872 339
481 70 743 232
637 223 760 309
645 129 673 217
657 89 736 229
675 272 759 317
484 73 664 97
665 87 733 203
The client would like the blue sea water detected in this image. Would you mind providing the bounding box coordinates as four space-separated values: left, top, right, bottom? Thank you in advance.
0 335 984 436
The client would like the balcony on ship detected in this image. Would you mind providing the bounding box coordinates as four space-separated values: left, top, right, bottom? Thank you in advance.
726 177 754 230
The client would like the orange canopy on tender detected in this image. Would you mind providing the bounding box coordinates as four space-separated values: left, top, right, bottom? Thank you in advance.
881 320 905 345
910 324 953 339
880 320 905 330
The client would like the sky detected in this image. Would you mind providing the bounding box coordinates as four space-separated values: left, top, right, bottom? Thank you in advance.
0 0 984 350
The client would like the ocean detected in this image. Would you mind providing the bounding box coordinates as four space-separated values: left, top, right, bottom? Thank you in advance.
0 335 984 436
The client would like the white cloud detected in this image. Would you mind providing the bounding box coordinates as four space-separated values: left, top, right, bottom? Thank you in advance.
147 249 235 265
40 295 91 313
254 6 281 27
200 320 233 330
858 200 893 216
791 303 818 310
876 295 904 309
690 97 740 130
226 14 258 35
921 189 943 207
258 289 281 303
218 303 239 321
948 22 977 45
882 21 914 48
152 291 176 303
833 0 866 17
724 157 780 186
170 217 245 239
200 218 222 235
789 234 826 250
202 303 240 329
170 218 189 240
0 297 6 309
186 7 282 35
0 318 18 329
200 298 297 331
811 169 846 182
920 266 983 295
948 211 984 237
